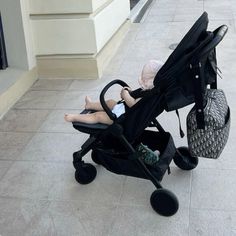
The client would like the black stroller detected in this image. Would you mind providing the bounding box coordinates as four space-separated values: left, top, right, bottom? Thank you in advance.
71 12 228 216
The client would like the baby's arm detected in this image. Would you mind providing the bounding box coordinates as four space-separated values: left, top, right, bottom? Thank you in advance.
120 87 141 107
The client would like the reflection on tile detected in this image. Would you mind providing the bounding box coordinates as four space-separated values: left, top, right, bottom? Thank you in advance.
0 162 71 199
46 201 117 236
31 79 73 91
48 166 125 204
67 78 111 91
110 205 189 236
0 198 50 236
191 168 236 210
19 132 88 162
119 177 154 206
161 167 192 208
189 208 236 236
55 90 121 109
14 91 63 109
0 132 34 160
55 91 99 110
0 197 118 236
0 109 50 132
0 161 13 180
39 109 80 133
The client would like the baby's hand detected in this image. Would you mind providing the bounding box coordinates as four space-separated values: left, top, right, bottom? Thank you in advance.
120 87 130 99
123 86 131 91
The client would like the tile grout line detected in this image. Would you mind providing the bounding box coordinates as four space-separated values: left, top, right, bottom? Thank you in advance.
188 170 193 236
0 160 15 182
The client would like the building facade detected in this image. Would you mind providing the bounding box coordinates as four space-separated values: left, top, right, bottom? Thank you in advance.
0 0 130 117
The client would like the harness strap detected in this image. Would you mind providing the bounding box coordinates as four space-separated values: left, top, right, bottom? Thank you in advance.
175 109 185 138
130 87 160 99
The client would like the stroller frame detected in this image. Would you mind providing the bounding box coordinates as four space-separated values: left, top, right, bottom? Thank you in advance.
71 12 228 217
73 101 181 217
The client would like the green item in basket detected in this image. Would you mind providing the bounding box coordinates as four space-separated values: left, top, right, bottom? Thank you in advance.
135 143 160 167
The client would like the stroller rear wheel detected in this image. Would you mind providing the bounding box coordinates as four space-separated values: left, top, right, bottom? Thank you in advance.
150 188 179 216
173 146 198 170
75 163 97 185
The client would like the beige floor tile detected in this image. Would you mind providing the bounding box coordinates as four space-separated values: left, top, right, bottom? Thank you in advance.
109 205 189 236
0 162 67 200
0 109 50 132
14 91 63 109
0 198 51 236
191 168 236 211
19 132 88 162
48 166 126 204
39 109 80 133
45 201 118 236
189 208 236 236
0 161 13 180
119 167 191 209
0 132 34 160
31 79 73 91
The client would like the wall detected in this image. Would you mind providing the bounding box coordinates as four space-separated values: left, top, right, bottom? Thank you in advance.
0 0 29 69
0 0 37 117
29 0 130 78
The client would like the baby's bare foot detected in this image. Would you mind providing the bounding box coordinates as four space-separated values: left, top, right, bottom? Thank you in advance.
85 96 92 110
64 114 77 122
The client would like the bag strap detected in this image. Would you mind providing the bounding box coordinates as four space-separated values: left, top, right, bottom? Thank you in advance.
190 62 205 129
175 109 185 138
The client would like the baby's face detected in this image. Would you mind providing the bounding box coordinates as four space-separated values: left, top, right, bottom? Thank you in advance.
139 74 154 90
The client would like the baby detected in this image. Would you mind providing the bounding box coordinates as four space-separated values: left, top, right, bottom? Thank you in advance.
64 60 163 125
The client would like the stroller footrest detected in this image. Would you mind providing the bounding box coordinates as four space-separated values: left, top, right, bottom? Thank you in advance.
72 109 109 134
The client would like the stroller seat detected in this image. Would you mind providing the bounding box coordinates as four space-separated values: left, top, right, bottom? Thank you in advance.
70 12 229 217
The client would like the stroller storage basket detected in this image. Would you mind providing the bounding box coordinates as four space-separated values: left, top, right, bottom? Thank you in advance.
92 131 176 181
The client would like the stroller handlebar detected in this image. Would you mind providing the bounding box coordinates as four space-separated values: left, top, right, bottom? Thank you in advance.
100 79 129 121
200 25 228 57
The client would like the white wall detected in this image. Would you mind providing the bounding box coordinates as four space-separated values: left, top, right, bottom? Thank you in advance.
0 0 130 78
0 0 36 70
30 0 130 56
32 18 97 55
95 0 130 52
0 0 28 69
29 0 110 14
20 0 36 69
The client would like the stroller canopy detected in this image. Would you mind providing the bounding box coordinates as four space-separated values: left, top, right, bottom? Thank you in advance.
153 11 227 111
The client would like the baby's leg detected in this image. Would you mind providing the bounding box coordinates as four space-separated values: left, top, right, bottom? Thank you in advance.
85 96 117 111
64 111 113 125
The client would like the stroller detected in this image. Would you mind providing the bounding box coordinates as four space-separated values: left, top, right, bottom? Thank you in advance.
71 12 228 217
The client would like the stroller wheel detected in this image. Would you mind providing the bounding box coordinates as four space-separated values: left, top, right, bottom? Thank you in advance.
173 147 198 170
91 151 101 165
150 188 179 217
75 163 97 185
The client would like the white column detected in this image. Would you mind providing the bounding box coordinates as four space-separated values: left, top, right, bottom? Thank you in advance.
30 0 130 78
0 0 36 70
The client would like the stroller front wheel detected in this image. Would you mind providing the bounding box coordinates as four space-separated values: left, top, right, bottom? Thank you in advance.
75 163 97 185
150 188 179 217
173 146 198 170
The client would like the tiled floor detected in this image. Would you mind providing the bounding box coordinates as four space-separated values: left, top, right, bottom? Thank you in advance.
1 0 236 235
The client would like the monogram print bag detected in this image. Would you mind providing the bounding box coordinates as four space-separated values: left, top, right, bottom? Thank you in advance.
187 89 230 159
